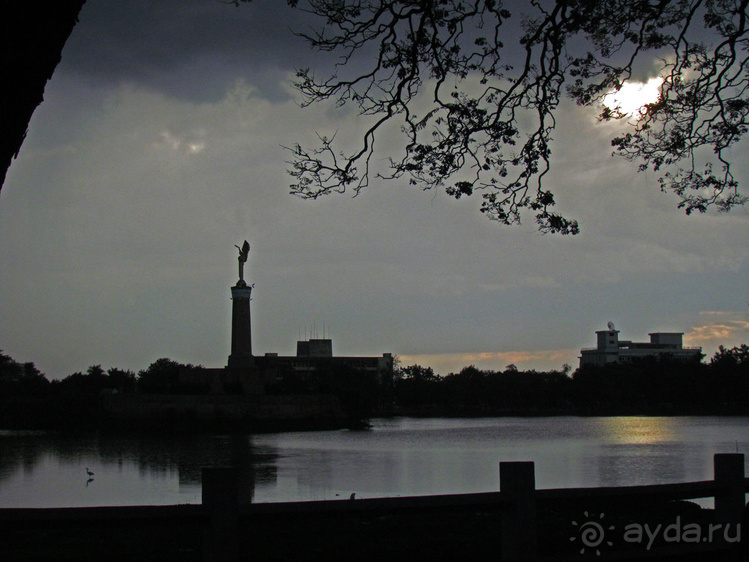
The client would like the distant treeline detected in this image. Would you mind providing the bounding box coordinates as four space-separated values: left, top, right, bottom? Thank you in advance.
0 354 386 430
391 345 749 416
1 345 747 429
0 356 206 429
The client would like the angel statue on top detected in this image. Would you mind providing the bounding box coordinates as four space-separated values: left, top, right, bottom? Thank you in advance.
235 240 250 285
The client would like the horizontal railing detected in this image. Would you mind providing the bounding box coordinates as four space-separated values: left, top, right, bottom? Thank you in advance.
1 454 745 562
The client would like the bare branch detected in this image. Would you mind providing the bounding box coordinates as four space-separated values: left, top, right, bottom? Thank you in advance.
280 0 748 232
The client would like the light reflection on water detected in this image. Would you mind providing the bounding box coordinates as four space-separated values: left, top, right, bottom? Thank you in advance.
0 416 746 508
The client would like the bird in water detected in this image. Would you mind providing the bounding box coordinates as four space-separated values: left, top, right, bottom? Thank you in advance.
85 467 94 477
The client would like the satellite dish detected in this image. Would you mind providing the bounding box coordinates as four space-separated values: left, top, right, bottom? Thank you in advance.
607 321 616 331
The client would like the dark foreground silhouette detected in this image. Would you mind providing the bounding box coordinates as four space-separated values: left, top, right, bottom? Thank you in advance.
2 494 745 561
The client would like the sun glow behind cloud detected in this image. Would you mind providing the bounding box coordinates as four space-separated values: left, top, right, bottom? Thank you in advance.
603 77 663 117
156 130 206 155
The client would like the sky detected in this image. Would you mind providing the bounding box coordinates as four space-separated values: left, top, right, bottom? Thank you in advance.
1 0 747 380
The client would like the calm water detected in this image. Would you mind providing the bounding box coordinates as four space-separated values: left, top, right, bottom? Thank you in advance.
0 416 746 508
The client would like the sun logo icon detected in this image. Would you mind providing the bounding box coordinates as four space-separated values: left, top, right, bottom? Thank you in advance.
570 511 615 555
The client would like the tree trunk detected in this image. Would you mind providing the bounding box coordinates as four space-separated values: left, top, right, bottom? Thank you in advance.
1 0 87 192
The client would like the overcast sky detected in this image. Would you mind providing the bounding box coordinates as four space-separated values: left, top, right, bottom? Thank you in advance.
1 0 747 379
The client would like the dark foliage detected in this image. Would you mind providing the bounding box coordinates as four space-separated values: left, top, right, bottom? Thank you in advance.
0 353 184 428
394 362 575 414
235 0 748 232
0 350 49 396
1 346 747 429
393 345 749 415
136 358 208 394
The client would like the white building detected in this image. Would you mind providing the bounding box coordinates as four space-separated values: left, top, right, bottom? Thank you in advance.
579 323 702 367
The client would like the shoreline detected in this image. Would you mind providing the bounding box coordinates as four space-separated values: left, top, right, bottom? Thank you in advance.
2 392 748 434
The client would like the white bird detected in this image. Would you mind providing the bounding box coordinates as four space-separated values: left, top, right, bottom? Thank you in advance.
85 467 94 477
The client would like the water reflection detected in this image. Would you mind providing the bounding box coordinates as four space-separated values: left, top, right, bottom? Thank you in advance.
599 416 677 445
0 416 747 508
594 444 690 487
0 431 277 507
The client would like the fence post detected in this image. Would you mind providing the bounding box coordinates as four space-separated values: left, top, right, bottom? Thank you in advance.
202 467 239 562
714 453 745 530
500 461 537 562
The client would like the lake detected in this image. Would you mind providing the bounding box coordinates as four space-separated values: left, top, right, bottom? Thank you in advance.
0 416 746 508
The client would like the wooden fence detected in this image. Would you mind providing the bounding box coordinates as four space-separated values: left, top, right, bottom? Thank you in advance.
1 453 746 561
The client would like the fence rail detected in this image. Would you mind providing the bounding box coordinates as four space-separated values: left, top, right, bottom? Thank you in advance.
1 454 746 561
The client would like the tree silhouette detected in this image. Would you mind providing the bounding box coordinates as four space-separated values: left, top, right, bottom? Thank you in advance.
1 1 86 192
136 358 208 394
236 0 748 233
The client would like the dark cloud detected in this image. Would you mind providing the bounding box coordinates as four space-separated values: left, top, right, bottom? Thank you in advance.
61 0 313 102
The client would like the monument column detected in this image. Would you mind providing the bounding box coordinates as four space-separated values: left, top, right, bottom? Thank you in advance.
228 241 254 369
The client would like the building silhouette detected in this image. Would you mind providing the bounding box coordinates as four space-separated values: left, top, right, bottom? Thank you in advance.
187 242 393 395
103 242 393 429
579 323 702 368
